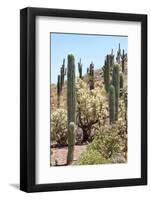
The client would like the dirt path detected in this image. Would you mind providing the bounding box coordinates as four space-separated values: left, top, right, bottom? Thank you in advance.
51 144 87 166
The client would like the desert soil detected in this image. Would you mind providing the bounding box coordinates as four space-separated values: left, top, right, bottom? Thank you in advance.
51 144 87 166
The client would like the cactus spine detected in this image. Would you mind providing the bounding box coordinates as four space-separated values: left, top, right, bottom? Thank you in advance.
67 122 75 165
104 55 110 92
57 75 61 108
78 58 82 79
67 54 76 125
112 64 119 120
109 85 116 124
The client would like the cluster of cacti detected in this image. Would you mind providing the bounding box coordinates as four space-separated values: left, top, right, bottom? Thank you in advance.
76 79 107 142
109 84 115 124
51 44 128 166
67 122 75 165
78 58 83 79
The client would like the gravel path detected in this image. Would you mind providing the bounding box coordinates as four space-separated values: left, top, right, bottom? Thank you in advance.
51 145 87 166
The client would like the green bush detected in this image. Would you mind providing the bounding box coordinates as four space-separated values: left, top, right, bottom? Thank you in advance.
75 149 110 165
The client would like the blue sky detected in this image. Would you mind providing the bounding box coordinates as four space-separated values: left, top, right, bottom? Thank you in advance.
50 33 128 83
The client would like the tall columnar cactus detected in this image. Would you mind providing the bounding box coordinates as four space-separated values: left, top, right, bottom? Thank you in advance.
67 54 76 126
112 64 119 120
121 49 125 73
116 43 121 64
67 122 75 165
109 85 116 124
89 62 94 90
78 58 82 79
60 58 66 89
104 55 110 92
120 72 124 89
57 75 61 108
110 49 114 66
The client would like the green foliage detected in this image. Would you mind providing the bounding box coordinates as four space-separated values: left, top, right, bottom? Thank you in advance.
112 64 119 120
67 54 76 125
67 122 75 165
75 149 110 165
109 84 115 124
51 109 67 145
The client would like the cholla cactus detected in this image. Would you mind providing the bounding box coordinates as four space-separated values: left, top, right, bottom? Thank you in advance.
76 79 108 142
51 109 67 145
67 122 75 165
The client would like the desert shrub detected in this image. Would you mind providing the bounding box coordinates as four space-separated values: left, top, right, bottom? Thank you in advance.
75 149 110 165
88 120 127 162
76 79 108 142
51 109 68 145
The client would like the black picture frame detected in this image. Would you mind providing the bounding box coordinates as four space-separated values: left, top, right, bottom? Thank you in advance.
20 7 147 192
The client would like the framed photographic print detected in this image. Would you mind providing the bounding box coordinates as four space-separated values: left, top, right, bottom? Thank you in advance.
20 7 147 192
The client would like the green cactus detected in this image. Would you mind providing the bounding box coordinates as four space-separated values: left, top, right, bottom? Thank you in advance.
121 49 125 73
120 72 124 89
112 64 119 120
104 55 110 92
57 75 61 108
116 43 121 64
67 54 76 125
89 62 94 90
78 58 82 79
67 122 75 165
109 85 116 124
60 58 66 89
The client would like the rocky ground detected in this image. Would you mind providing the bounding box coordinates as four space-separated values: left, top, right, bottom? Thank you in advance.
51 144 87 166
